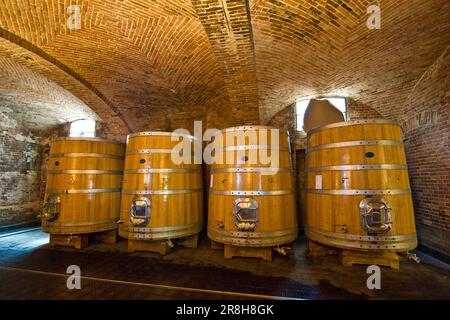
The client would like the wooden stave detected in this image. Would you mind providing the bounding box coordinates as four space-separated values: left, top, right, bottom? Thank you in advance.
304 192 416 251
307 122 402 149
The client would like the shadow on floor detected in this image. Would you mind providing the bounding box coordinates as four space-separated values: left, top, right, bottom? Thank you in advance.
0 229 448 300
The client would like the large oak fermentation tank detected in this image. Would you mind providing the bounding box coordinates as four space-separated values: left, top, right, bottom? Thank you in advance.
42 138 125 237
119 131 203 254
304 120 417 267
208 126 298 261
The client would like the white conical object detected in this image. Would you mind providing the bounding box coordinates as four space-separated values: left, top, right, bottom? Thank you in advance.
303 99 345 133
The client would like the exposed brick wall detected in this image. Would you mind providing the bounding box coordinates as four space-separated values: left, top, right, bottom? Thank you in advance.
0 112 42 227
338 1 450 120
347 98 382 120
400 46 450 258
205 92 235 130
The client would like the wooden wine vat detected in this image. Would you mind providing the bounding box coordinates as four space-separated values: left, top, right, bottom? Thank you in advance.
41 137 125 248
305 120 417 268
208 126 298 261
119 132 203 254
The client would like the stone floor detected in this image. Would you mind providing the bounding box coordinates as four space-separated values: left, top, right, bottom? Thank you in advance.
0 229 448 300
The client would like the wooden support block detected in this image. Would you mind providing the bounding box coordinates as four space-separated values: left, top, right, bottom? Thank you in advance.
92 229 117 244
49 234 88 249
339 250 400 269
307 240 338 256
224 245 273 262
210 240 224 250
127 239 172 255
176 234 199 249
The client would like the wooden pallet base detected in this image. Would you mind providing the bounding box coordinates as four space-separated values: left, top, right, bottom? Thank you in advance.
176 234 199 249
128 234 199 255
49 234 89 249
223 244 273 262
210 240 224 250
92 229 117 244
49 230 117 249
339 250 400 269
307 240 338 256
308 240 400 269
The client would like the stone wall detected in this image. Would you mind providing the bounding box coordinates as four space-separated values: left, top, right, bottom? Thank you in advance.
0 112 42 227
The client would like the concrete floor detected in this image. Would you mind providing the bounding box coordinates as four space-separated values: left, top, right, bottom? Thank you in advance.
0 229 449 300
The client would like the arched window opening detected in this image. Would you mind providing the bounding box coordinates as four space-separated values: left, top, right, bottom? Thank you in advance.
295 97 347 132
69 119 96 137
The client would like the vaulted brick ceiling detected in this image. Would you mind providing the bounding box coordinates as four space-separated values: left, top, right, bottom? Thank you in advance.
0 54 98 133
251 0 450 122
0 0 449 132
0 0 226 133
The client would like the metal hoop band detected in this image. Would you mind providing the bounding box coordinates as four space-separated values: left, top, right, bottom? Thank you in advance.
119 221 203 240
308 119 399 135
52 137 124 145
126 149 175 155
304 226 417 251
123 189 202 195
305 164 408 172
48 170 123 175
220 126 289 134
209 190 294 196
49 153 124 159
124 168 201 174
211 167 292 174
215 145 289 152
127 131 197 140
208 227 298 246
306 140 403 153
47 188 122 194
305 226 416 242
306 189 411 195
120 221 203 234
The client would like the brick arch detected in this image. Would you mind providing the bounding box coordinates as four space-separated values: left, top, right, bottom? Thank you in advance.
0 0 229 132
0 54 98 131
0 36 130 139
0 27 130 128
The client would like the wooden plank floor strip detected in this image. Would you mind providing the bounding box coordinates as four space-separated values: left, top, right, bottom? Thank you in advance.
0 265 305 300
